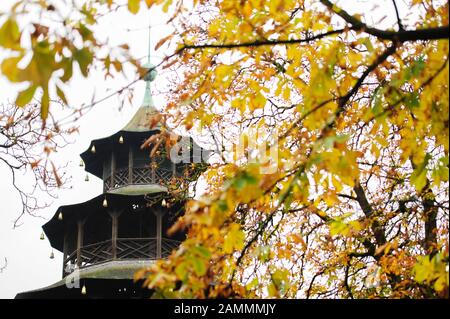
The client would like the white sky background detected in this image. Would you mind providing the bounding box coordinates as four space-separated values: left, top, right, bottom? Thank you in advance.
0 0 408 298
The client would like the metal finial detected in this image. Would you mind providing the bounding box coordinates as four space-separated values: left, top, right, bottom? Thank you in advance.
141 23 157 108
148 24 151 65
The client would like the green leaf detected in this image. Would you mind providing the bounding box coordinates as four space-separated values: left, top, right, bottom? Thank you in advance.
405 92 420 109
216 199 228 212
413 253 449 292
191 257 207 276
246 277 259 290
359 37 374 52
329 219 349 236
257 245 270 262
78 24 94 42
175 261 188 280
322 134 349 150
56 85 68 105
60 57 73 82
409 56 425 78
191 245 211 259
410 154 431 192
371 87 384 115
15 85 37 107
233 172 257 191
432 156 449 186
272 268 290 294
74 48 93 77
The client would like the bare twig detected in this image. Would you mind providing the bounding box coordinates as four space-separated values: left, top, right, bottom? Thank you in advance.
0 257 7 273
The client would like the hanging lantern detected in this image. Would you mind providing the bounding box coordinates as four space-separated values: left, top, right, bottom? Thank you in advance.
40 232 45 240
161 199 167 207
81 285 87 295
58 212 63 220
50 250 54 259
119 135 124 144
85 174 89 182
79 160 84 167
103 198 108 208
91 145 96 153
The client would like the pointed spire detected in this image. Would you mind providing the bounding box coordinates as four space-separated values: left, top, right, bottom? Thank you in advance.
122 23 160 132
141 25 157 109
141 80 155 108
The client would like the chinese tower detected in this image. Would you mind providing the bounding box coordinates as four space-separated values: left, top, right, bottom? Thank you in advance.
16 33 208 299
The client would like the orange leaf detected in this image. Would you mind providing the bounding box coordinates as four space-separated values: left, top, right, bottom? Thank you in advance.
154 34 173 51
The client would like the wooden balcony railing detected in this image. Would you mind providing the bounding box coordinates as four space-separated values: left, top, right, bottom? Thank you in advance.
104 167 174 192
63 237 180 276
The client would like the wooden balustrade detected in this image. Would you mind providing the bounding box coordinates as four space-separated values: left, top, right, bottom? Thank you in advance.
104 167 174 192
63 237 180 276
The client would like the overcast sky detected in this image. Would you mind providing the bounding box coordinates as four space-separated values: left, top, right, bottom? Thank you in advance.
0 0 405 298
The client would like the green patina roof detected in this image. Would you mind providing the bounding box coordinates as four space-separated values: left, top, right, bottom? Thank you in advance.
107 184 167 196
69 260 153 280
19 260 154 294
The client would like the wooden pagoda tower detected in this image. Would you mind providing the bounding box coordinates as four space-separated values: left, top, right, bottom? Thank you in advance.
16 41 208 299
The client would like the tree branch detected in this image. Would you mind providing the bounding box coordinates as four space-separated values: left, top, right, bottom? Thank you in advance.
178 28 348 51
391 0 404 31
320 0 449 42
0 257 7 273
354 183 387 246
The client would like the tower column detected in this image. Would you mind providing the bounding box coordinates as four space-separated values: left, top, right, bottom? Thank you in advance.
154 209 165 259
76 220 85 268
111 151 116 187
110 211 120 260
62 233 68 277
128 146 133 184
103 159 108 192
151 159 156 183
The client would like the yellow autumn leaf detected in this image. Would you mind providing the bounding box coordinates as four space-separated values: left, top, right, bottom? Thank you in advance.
128 0 140 14
223 223 245 254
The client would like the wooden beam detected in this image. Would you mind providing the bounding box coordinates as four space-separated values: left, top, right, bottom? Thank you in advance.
111 213 119 260
76 221 84 268
151 159 156 183
62 232 68 278
128 146 133 184
103 159 108 192
155 210 162 259
172 161 176 177
111 151 116 187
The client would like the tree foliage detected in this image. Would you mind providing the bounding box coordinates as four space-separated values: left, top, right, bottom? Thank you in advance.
1 0 449 298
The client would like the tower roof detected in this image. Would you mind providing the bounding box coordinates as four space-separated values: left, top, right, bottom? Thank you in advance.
122 62 161 132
